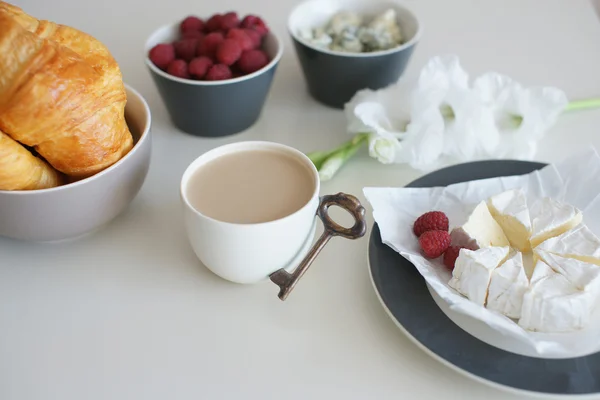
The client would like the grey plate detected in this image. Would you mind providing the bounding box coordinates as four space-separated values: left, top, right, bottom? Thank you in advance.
368 160 600 396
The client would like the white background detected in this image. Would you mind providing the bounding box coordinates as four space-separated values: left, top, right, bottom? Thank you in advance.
2 0 600 399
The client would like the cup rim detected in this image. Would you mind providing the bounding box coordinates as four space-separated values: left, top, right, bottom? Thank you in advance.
180 141 321 227
144 22 284 86
0 83 152 196
287 0 422 58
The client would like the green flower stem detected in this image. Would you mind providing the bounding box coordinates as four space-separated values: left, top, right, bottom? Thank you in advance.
565 98 600 112
309 133 369 181
307 133 369 170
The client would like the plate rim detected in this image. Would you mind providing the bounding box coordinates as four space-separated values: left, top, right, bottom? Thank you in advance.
366 159 600 398
367 238 600 400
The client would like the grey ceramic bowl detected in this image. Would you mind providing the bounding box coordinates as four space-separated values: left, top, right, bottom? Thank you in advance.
145 22 283 137
0 84 152 242
288 0 422 109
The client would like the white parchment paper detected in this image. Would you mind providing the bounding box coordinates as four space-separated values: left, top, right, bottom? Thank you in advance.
364 147 600 357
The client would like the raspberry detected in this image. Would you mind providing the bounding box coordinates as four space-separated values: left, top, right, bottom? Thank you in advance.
241 15 269 37
226 28 254 51
205 14 223 32
216 39 242 66
443 246 465 271
166 59 190 79
413 211 449 237
196 32 224 58
174 39 198 62
419 230 451 259
148 43 175 70
237 49 269 74
182 30 204 40
189 56 213 79
220 12 240 30
243 28 262 48
205 64 232 81
180 16 204 33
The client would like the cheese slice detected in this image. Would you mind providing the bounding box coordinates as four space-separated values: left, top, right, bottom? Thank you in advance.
448 246 510 306
536 223 600 266
518 260 595 332
529 197 582 248
486 250 529 319
535 249 600 294
487 189 532 252
450 201 510 250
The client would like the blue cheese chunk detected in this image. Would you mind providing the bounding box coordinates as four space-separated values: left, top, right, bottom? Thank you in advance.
325 11 363 36
299 8 403 53
331 27 363 53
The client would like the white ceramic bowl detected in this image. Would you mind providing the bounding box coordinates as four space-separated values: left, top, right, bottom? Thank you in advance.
0 84 152 242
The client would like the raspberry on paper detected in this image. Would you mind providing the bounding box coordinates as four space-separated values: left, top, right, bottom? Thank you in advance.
419 230 451 259
443 246 465 271
413 211 449 237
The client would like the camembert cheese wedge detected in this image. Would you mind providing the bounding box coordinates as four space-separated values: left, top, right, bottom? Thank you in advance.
536 223 600 266
519 260 596 333
448 246 510 306
450 201 510 250
486 250 529 319
529 197 582 248
487 189 532 252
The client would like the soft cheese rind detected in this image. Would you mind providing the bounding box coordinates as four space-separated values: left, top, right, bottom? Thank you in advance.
486 250 529 319
448 246 510 305
519 260 595 332
536 223 600 266
487 189 532 252
529 197 583 248
535 249 600 295
450 201 510 250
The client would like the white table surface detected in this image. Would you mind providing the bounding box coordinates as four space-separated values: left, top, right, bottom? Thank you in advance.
3 0 600 399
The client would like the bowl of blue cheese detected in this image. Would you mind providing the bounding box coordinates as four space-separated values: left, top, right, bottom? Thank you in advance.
288 0 421 108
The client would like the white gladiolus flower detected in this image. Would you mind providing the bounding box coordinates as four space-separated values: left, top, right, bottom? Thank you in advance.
410 55 500 164
308 54 595 181
473 72 568 159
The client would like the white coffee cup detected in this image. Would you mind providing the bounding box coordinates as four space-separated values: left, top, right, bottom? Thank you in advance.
180 141 367 300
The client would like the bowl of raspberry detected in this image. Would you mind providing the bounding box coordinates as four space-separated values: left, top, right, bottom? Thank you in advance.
145 12 282 137
288 0 421 109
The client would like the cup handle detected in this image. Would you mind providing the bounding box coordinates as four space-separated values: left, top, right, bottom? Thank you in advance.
269 192 368 301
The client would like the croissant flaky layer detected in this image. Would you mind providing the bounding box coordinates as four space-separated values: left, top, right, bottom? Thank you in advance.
0 1 133 190
0 130 62 190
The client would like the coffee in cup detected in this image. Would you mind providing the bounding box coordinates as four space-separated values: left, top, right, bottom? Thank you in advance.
180 141 367 300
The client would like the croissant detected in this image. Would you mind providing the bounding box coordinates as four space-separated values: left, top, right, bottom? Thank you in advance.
0 1 133 190
0 129 62 190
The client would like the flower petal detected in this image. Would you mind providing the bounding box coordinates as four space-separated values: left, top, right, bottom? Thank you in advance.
395 108 446 170
345 82 411 135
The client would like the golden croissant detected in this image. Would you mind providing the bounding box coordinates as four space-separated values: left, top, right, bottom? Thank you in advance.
0 1 133 190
